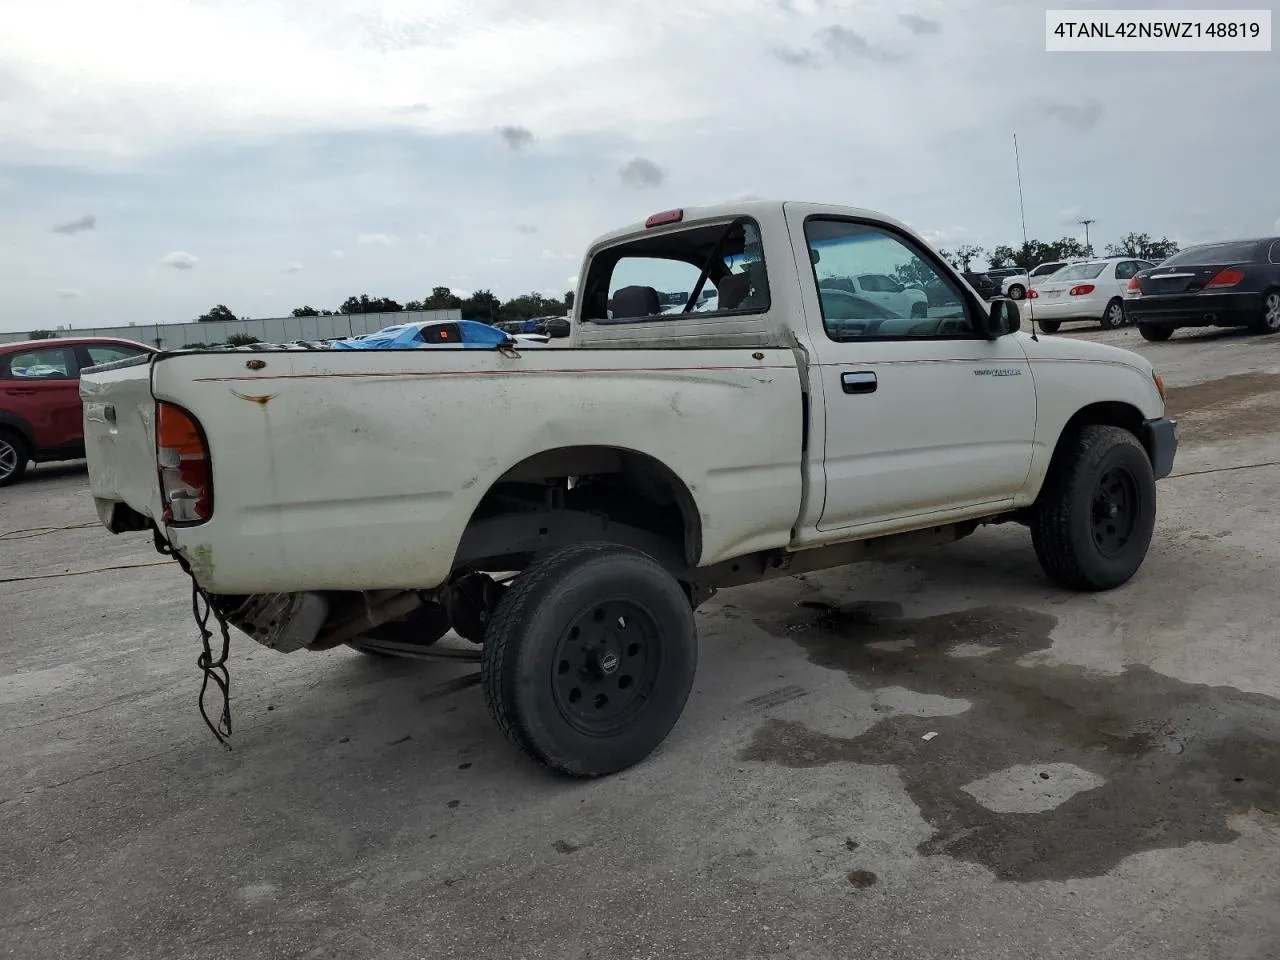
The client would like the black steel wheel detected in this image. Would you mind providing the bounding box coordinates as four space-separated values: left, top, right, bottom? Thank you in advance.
1032 425 1157 591
482 543 697 777
551 598 661 737
1038 319 1062 334
1090 466 1140 559
1138 324 1174 342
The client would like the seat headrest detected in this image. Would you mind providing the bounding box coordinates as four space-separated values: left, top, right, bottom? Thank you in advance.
611 285 661 320
717 273 751 310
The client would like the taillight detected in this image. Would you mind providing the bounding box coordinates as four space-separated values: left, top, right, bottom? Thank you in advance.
1027 289 1039 299
156 402 212 525
1069 284 1096 296
1127 276 1141 291
1205 268 1245 289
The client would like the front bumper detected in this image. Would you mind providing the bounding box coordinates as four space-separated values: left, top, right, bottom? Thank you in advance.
1143 417 1178 480
1125 291 1259 327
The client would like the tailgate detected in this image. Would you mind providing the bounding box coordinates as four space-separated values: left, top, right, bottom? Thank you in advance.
80 355 161 531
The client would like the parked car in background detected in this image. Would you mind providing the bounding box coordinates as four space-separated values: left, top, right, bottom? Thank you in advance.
1002 260 1083 300
333 319 526 350
1027 257 1156 332
1124 237 1280 342
962 271 1000 299
0 337 154 485
818 274 930 318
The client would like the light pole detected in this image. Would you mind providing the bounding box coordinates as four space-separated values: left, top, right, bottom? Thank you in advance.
1078 218 1096 255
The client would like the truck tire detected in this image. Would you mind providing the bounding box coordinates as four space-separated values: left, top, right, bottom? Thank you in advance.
1031 425 1156 591
1138 324 1174 342
348 603 452 657
1037 319 1062 334
482 542 697 777
0 430 29 487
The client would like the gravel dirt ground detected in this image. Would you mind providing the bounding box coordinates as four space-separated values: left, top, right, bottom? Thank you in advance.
4 325 1280 960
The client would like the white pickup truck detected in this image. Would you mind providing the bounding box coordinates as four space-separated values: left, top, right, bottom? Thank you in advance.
81 201 1178 777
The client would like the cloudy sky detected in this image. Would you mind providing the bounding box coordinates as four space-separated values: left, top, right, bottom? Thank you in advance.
1 0 1276 332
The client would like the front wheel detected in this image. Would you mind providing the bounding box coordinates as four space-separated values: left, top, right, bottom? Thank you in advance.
1138 324 1174 342
1032 425 1156 591
1038 319 1062 334
1100 298 1126 330
1251 291 1280 335
482 543 697 777
1008 284 1026 300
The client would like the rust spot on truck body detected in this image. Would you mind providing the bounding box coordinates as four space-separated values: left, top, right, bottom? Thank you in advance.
230 390 278 406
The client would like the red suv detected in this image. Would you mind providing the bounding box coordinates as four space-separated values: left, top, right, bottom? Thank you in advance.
0 337 154 486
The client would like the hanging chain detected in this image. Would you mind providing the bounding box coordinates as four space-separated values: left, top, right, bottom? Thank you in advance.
155 530 234 749
191 579 233 748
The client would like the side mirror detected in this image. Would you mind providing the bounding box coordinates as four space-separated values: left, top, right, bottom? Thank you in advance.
987 298 1021 338
545 317 571 339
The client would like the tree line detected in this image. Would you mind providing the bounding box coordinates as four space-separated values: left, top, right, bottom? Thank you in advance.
195 287 575 326
937 232 1181 273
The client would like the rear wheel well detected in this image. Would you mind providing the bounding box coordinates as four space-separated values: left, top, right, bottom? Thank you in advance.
457 446 702 573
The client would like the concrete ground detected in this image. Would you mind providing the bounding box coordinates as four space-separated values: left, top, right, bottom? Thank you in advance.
4 324 1280 959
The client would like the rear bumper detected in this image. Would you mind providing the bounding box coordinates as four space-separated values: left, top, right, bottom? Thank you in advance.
1143 417 1178 481
1125 291 1259 327
1026 296 1105 321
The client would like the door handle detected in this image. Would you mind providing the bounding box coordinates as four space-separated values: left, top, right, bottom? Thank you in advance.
841 371 878 395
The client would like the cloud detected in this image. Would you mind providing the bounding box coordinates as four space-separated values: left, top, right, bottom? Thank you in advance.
1041 99 1104 131
899 14 941 35
516 224 538 234
619 157 666 188
772 46 819 67
283 261 303 273
392 102 431 115
160 250 198 270
540 248 575 260
496 125 534 150
1058 205 1084 224
331 249 345 259
356 233 398 246
55 287 84 299
819 25 906 63
52 213 96 234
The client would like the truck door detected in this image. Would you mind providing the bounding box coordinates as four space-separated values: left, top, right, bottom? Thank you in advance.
795 215 1037 532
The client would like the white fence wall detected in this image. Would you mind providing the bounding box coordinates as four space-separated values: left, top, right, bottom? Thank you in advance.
0 310 463 348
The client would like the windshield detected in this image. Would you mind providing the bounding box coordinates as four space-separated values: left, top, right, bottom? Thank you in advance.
1161 241 1259 266
1051 262 1106 281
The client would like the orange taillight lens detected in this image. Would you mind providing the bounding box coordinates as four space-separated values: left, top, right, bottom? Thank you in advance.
156 402 212 525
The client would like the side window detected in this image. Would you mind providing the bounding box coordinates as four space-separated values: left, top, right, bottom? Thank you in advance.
805 219 972 341
1270 241 1280 265
1 346 75 379
1114 261 1138 280
84 344 145 367
422 323 461 344
583 218 770 323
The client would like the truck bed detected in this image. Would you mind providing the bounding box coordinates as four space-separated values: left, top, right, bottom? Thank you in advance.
82 346 806 594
